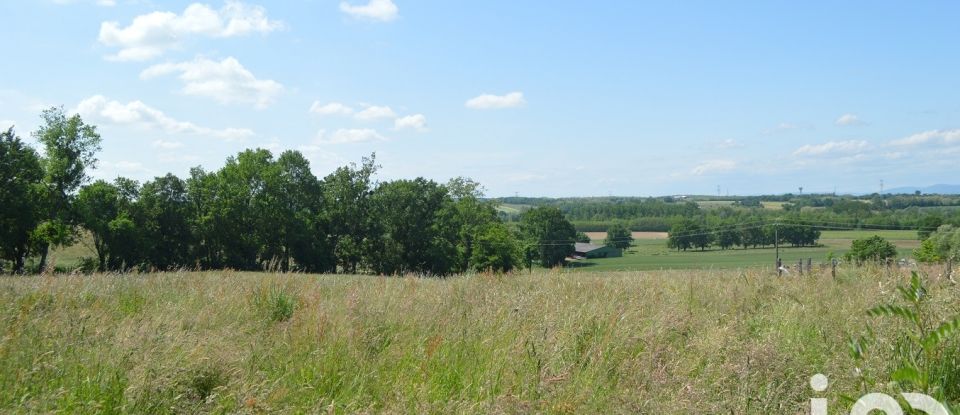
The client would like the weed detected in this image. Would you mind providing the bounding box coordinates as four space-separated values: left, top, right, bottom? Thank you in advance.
253 285 297 322
851 271 960 406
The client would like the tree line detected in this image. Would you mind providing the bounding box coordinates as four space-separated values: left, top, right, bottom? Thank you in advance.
497 194 960 234
1 108 586 275
667 219 821 251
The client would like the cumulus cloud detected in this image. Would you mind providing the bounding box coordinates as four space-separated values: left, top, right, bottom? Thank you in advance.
835 113 864 126
141 57 283 108
690 160 736 176
339 0 398 22
394 114 427 131
75 95 254 141
889 129 960 147
309 101 354 116
792 140 870 156
465 92 525 109
354 105 396 121
315 128 386 144
98 1 283 61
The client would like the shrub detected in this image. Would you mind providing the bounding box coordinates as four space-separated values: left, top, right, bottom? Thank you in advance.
851 272 960 405
847 235 897 265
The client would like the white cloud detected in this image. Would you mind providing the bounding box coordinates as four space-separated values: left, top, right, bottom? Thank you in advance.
315 128 386 144
354 105 396 121
394 114 427 131
889 129 960 147
465 92 525 109
98 1 283 61
151 139 184 149
75 95 254 141
339 0 398 22
792 140 870 156
690 160 736 176
835 113 864 126
309 101 354 116
141 57 283 108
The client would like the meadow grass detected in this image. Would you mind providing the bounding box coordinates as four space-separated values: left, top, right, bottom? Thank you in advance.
2 266 958 413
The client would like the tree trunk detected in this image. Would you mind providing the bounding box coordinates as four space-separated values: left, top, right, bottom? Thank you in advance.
38 242 50 273
14 253 25 274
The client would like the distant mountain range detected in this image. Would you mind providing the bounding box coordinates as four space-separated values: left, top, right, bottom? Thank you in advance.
882 184 960 195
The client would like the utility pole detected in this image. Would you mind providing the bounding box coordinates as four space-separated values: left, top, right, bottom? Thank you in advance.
880 179 884 194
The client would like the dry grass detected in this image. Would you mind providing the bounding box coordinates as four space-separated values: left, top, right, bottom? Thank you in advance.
583 231 668 241
0 267 955 413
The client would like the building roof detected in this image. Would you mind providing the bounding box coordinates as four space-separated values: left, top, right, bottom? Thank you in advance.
575 242 606 253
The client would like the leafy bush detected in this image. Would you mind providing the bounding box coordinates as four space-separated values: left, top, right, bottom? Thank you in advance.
850 272 960 405
847 235 898 265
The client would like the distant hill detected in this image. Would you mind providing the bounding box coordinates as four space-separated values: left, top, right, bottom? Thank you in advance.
883 184 960 195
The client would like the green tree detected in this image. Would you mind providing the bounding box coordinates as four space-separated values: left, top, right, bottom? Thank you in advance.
575 231 591 243
186 167 221 268
263 150 331 272
604 222 633 250
667 219 698 251
716 225 740 250
0 127 45 273
918 215 944 240
32 107 102 271
139 174 192 270
75 180 121 271
470 223 520 273
214 149 274 270
445 177 501 272
848 235 898 265
366 178 458 275
519 207 576 268
323 155 378 273
914 225 959 264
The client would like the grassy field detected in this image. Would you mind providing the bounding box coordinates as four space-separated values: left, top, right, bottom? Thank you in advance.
761 201 785 210
695 200 736 209
2 268 958 413
578 229 919 272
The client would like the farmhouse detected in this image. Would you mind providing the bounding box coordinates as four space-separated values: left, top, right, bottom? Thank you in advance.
573 242 623 259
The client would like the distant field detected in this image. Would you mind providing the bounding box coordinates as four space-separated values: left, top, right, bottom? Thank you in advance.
494 203 530 215
819 229 918 240
696 200 736 209
575 229 919 272
584 231 667 241
761 201 785 210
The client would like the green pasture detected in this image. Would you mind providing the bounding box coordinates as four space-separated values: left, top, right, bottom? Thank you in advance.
577 229 919 272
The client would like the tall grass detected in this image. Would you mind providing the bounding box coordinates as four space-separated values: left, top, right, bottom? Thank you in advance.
0 267 955 413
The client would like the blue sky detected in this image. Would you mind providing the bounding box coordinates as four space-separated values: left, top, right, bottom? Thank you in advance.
2 1 959 197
